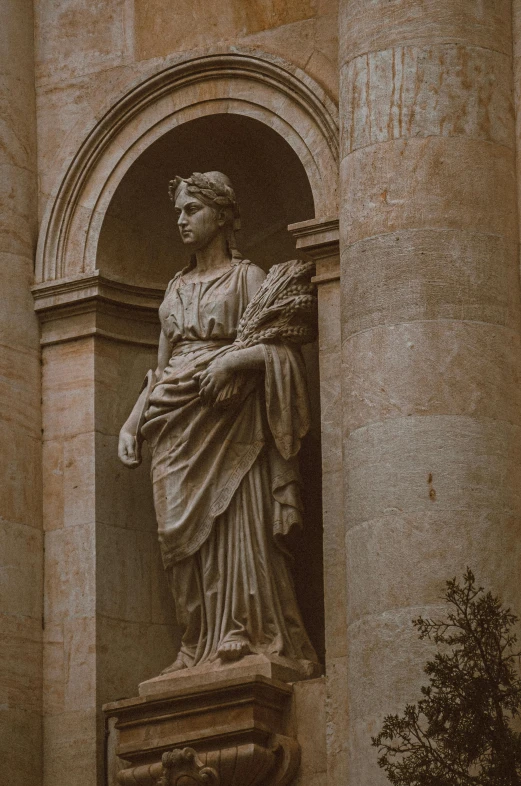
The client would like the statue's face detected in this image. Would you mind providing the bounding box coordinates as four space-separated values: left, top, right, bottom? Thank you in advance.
174 186 223 250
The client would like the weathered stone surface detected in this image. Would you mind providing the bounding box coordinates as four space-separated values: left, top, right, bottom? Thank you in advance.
41 440 64 532
0 164 37 256
42 340 95 440
513 2 521 248
139 654 311 697
341 137 517 246
0 343 40 439
134 0 316 61
0 707 43 786
0 74 38 169
96 523 172 625
0 418 42 529
325 656 348 786
322 470 347 661
341 230 521 335
42 623 65 716
346 509 521 627
94 341 158 436
34 0 339 232
35 0 132 85
317 279 341 353
340 0 512 64
345 607 442 785
0 0 36 80
345 416 521 530
0 253 40 351
0 612 42 711
39 320 180 783
44 525 95 621
98 616 181 706
340 2 521 785
95 435 156 530
343 322 521 433
317 351 342 474
292 678 327 779
43 709 98 786
0 6 42 786
342 45 514 156
0 523 43 618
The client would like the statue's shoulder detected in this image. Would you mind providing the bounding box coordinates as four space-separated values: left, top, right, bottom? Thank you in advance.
237 259 266 300
237 259 266 280
163 276 179 298
164 263 192 295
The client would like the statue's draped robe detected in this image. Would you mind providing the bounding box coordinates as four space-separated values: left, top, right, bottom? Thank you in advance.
141 260 318 669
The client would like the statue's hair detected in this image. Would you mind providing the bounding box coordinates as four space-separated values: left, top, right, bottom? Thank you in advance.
169 171 242 261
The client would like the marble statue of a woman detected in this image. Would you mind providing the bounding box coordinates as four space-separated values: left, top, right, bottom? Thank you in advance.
118 171 319 677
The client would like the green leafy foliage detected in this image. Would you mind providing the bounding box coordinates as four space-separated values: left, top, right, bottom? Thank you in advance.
372 569 521 785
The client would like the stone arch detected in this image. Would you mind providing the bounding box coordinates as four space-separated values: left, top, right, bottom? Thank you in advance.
35 50 339 283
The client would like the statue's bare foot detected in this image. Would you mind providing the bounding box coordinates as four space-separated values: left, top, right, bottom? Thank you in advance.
218 639 251 661
160 656 188 675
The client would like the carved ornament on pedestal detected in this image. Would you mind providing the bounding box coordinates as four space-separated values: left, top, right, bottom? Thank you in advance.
157 748 219 786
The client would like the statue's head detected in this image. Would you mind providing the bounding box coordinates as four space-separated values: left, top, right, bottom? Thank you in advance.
169 171 241 259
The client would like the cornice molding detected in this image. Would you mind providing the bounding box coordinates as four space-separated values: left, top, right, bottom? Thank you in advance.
32 272 163 347
32 272 163 316
288 217 340 283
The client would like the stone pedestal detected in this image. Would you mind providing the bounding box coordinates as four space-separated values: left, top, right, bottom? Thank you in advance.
104 670 301 786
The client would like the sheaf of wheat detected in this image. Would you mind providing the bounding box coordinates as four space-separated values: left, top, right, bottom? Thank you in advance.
214 259 318 406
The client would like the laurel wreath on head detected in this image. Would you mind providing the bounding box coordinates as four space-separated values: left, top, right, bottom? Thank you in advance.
168 172 239 217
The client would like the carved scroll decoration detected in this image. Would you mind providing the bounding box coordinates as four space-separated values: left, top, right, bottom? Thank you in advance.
116 735 299 786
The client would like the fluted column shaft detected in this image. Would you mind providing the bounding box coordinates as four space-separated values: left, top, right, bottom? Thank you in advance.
339 3 521 782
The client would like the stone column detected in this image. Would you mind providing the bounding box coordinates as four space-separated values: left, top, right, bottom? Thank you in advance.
0 2 42 785
514 4 521 255
339 3 521 783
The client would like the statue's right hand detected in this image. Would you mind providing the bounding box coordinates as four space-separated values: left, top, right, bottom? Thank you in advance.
118 430 141 468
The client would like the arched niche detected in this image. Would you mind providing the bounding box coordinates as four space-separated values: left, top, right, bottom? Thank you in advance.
34 51 337 698
98 110 325 661
97 113 315 287
35 50 338 284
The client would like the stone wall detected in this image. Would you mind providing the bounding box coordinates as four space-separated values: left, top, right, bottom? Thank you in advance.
0 2 42 786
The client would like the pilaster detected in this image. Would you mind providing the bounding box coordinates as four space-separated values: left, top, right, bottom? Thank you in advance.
289 217 346 786
33 274 180 786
